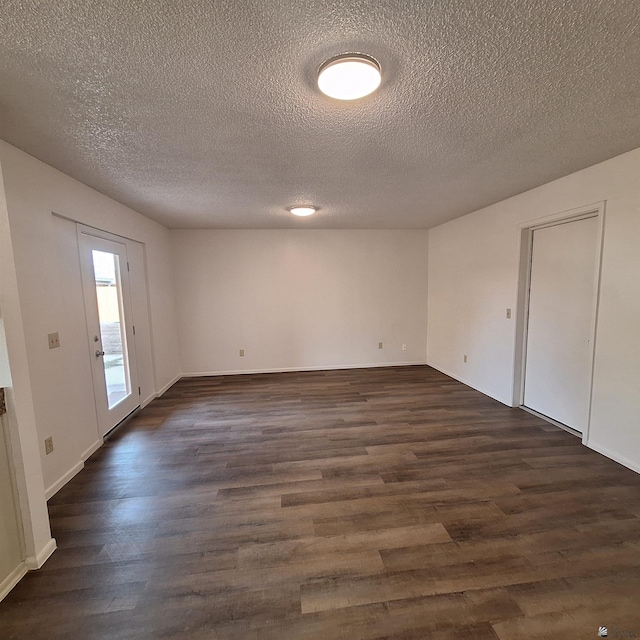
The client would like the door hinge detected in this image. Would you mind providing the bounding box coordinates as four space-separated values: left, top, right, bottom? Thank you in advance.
127 261 130 272
133 325 136 335
138 386 141 395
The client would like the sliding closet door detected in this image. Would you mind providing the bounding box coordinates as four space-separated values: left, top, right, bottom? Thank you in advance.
523 216 598 433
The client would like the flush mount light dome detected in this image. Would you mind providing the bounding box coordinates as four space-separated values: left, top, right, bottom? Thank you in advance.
317 54 381 100
289 206 317 217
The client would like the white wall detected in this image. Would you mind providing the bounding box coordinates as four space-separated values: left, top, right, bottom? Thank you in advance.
0 163 53 570
0 141 181 496
173 230 428 375
427 148 640 471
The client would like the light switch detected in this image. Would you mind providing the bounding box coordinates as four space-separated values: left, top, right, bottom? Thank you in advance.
48 332 60 349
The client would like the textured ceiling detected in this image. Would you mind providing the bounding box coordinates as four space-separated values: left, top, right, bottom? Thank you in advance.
1 1 639 229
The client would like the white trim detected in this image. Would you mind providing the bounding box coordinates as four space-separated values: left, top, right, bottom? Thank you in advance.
25 537 56 570
583 205 606 444
514 201 605 440
44 439 102 501
0 562 27 602
54 214 142 244
45 461 84 500
511 226 534 406
81 439 103 462
141 393 156 408
140 373 181 407
586 439 640 475
424 361 512 406
153 373 181 397
518 200 606 230
141 243 160 397
181 361 427 378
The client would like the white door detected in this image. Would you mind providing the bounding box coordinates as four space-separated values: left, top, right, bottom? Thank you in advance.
79 230 139 436
523 216 598 432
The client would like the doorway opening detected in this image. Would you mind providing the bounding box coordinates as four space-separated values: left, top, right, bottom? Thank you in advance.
514 203 604 442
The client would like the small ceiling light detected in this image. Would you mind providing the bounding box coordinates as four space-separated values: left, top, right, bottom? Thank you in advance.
317 54 381 101
289 206 317 217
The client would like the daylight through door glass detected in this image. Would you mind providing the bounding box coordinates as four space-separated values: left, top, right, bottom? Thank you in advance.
92 250 131 409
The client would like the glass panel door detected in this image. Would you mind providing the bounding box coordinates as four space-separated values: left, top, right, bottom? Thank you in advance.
79 229 139 436
91 250 131 409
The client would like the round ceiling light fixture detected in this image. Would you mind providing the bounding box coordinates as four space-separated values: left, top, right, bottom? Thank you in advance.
289 206 317 217
317 53 381 101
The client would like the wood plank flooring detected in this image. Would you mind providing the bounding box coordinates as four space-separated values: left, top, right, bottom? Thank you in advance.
2 365 640 639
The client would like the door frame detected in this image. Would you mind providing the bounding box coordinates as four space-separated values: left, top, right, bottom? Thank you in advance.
512 201 606 444
77 224 141 436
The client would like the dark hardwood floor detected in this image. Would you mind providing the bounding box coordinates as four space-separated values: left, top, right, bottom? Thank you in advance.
2 365 640 639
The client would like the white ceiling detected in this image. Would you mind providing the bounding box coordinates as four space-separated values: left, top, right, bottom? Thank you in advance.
1 0 639 229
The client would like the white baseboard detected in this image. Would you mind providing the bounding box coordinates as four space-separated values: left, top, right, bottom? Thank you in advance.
141 393 156 408
82 439 102 462
586 439 640 475
0 562 27 602
136 374 183 409
43 374 183 502
45 460 84 500
45 439 103 501
25 537 56 570
181 361 427 378
152 374 182 399
426 361 512 406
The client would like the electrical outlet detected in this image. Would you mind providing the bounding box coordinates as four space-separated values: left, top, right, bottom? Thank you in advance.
378 342 383 350
464 354 468 363
402 343 407 351
48 332 60 349
239 349 245 357
44 437 54 455
506 308 512 319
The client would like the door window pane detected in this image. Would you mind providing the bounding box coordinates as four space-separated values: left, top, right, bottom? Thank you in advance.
92 250 131 409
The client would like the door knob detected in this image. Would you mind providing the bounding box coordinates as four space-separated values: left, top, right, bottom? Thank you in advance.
95 350 105 358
